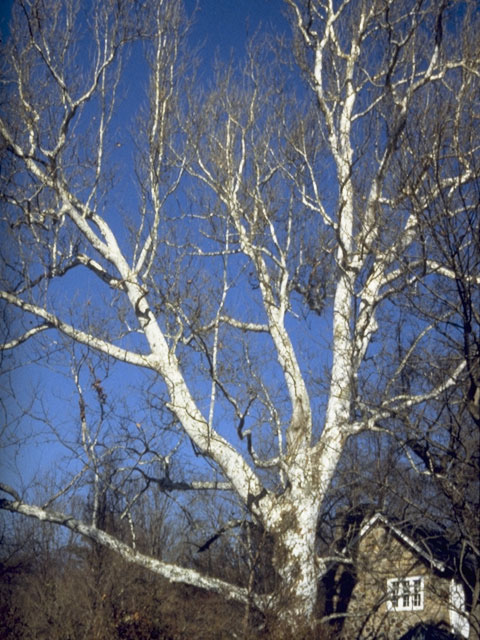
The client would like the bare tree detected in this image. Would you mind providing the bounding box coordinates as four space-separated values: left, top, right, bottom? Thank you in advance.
1 0 479 634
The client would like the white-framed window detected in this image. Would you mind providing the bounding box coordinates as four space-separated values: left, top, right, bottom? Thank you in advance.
387 576 424 611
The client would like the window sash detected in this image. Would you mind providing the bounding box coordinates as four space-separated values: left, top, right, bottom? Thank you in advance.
387 577 424 611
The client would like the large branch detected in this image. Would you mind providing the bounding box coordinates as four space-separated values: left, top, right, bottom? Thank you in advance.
0 290 152 367
133 468 232 492
0 490 259 608
1 323 51 350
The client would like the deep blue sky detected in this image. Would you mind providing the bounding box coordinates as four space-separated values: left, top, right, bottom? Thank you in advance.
186 0 287 59
0 1 287 51
0 1 13 43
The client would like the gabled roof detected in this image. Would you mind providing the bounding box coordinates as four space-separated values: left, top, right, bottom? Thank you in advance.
355 513 447 573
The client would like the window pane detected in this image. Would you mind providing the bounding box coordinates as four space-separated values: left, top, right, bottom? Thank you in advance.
401 580 410 608
390 581 399 607
412 579 422 608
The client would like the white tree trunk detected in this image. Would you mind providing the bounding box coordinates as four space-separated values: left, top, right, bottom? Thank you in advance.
269 496 320 630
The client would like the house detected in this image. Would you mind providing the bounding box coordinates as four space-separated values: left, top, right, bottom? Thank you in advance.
324 513 472 639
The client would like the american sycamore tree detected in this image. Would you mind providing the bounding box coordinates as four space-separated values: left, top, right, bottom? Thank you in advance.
1 0 479 634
